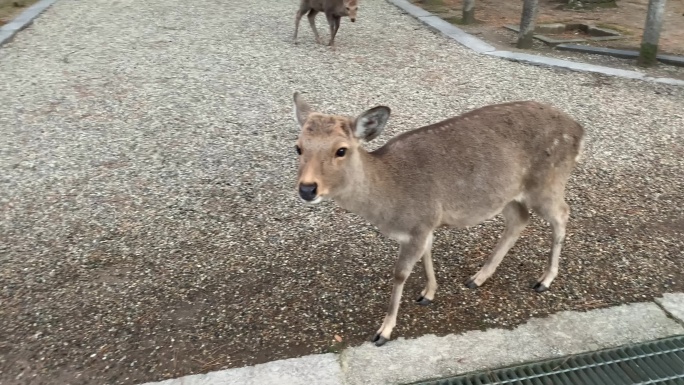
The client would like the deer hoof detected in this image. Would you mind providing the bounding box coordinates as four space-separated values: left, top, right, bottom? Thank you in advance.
533 282 549 293
415 296 433 306
371 334 388 347
465 278 479 289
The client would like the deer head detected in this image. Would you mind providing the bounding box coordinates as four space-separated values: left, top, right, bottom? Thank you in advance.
292 92 390 203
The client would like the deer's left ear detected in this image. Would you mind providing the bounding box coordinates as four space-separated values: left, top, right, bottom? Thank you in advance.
353 106 391 142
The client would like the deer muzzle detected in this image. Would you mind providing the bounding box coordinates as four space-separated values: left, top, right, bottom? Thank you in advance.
298 183 318 202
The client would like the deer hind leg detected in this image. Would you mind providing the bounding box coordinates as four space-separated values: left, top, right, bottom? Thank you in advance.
465 201 530 289
372 233 430 347
416 233 436 306
306 10 321 43
532 196 570 292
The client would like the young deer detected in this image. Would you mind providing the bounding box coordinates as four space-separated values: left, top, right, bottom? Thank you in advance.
293 0 359 46
291 92 584 346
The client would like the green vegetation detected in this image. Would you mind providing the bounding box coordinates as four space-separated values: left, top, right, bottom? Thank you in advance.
1 0 39 26
638 42 658 67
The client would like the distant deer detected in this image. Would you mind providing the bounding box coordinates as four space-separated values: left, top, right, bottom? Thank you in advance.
291 92 585 346
293 0 359 46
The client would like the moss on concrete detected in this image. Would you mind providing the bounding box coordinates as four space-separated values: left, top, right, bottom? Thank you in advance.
638 42 659 67
517 32 535 49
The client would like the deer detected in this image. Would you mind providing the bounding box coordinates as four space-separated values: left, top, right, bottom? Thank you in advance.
293 0 359 47
291 92 585 346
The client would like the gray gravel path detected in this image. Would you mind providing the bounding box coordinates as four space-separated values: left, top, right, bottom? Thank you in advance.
1 0 683 384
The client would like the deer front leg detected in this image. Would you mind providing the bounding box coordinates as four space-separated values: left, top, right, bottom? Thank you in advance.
372 234 430 347
294 10 304 43
325 13 338 46
416 233 436 306
328 15 341 46
307 10 321 44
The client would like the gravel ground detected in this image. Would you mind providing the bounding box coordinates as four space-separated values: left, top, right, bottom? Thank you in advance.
1 0 683 384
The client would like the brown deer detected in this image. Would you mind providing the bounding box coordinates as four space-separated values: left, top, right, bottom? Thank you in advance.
293 0 359 46
291 92 585 346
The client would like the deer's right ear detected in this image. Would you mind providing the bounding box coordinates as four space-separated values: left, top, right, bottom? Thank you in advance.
293 92 312 127
354 106 391 142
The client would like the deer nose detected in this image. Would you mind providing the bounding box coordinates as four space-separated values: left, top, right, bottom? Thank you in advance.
298 183 318 201
350 18 356 22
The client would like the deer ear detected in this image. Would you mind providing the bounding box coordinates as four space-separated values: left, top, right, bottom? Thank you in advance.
293 92 312 127
354 106 391 141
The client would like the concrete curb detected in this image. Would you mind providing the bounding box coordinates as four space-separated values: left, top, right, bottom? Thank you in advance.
141 294 684 385
387 0 684 86
656 293 684 326
556 44 684 67
143 354 344 385
0 0 60 48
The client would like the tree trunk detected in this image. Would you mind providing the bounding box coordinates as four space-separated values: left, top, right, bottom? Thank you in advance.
462 0 476 24
517 0 539 49
638 0 667 67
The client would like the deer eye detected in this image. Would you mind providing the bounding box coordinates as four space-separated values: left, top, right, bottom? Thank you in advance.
295 145 302 155
335 148 347 158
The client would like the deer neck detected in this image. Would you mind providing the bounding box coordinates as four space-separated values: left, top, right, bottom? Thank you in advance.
332 2 347 15
332 148 394 225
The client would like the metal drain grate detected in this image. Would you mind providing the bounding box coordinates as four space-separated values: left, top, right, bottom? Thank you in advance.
413 335 684 385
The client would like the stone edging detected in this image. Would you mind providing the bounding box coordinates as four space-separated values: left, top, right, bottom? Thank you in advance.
387 0 684 86
0 0 60 48
140 294 684 385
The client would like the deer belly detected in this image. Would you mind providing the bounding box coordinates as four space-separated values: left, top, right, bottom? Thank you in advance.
440 204 508 228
